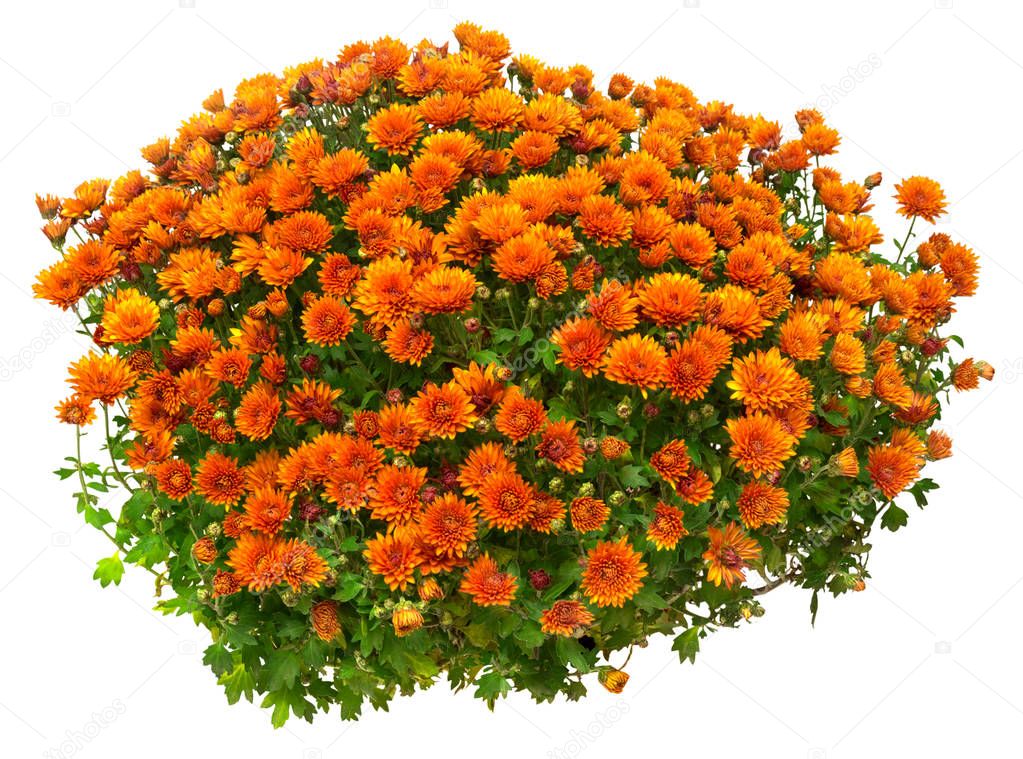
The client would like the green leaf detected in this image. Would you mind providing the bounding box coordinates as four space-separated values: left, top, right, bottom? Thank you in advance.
403 650 440 678
514 621 546 650
333 576 364 602
672 627 700 664
492 327 518 344
83 505 115 529
219 663 256 705
474 671 510 709
266 649 301 690
632 585 666 611
554 636 592 673
619 465 650 489
540 344 557 372
909 478 938 509
881 504 908 532
93 553 124 587
203 643 235 676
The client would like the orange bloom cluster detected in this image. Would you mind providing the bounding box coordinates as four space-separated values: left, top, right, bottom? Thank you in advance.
36 23 986 719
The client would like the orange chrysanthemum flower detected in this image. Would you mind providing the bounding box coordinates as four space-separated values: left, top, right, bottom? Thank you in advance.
830 333 867 375
368 464 426 526
420 493 477 558
353 255 415 326
272 211 334 253
302 295 356 347
894 176 946 223
535 420 585 473
195 452 246 506
600 436 629 460
602 334 668 394
570 496 609 533
866 443 920 500
650 439 690 484
926 430 953 460
377 403 423 454
703 285 770 342
410 381 477 439
727 348 804 412
737 481 789 528
55 394 96 426
363 531 422 591
227 532 283 591
153 458 192 499
492 232 556 282
664 340 718 402
873 362 913 409
539 600 594 636
647 501 688 550
587 279 640 332
241 486 292 535
235 381 281 441
311 600 341 641
458 442 514 496
580 539 647 608
100 288 160 345
636 272 704 327
392 605 425 637
477 469 535 531
277 538 330 590
206 348 252 388
366 103 424 155
383 320 434 366
459 554 517 607
830 447 860 477
725 413 796 477
494 387 548 442
67 353 137 404
551 316 612 377
411 266 477 314
703 522 762 588
470 87 524 131
578 194 631 247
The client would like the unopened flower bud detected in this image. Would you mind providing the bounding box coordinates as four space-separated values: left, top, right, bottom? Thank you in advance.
417 578 444 602
392 605 424 637
528 569 551 591
598 668 629 694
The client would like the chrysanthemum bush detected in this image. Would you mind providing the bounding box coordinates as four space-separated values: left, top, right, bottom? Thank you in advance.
35 23 991 725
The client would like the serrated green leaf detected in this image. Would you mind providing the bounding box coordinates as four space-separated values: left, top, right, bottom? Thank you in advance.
93 553 124 587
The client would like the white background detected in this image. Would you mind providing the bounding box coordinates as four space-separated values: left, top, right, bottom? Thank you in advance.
1 1 1020 757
